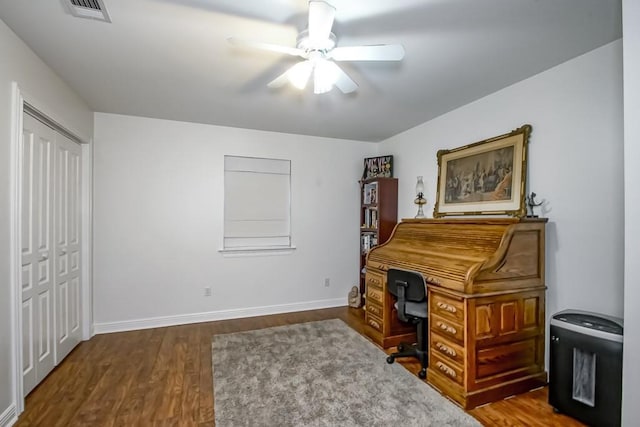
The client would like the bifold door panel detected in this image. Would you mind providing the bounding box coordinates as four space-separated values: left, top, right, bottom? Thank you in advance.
21 112 82 396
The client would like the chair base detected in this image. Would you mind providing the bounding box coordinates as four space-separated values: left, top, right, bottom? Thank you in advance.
385 320 428 379
386 342 428 379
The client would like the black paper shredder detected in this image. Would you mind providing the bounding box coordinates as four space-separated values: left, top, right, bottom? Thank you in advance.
549 309 623 427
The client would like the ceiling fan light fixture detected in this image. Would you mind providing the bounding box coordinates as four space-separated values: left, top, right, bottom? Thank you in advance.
313 58 338 94
288 61 314 89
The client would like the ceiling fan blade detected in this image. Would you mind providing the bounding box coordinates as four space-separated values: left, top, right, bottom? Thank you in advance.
330 44 405 61
268 60 313 90
325 61 358 94
227 37 304 57
267 70 291 89
308 1 336 45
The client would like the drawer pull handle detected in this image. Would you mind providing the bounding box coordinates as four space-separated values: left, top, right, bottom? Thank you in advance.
435 342 457 358
437 321 457 336
436 301 457 313
367 305 381 316
436 361 456 378
368 319 381 329
368 292 382 303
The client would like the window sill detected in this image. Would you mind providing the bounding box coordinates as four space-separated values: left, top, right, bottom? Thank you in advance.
219 246 297 257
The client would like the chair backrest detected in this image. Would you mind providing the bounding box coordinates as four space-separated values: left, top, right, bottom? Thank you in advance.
387 268 426 302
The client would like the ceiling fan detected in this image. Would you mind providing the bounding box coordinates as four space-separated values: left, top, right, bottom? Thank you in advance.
227 0 405 95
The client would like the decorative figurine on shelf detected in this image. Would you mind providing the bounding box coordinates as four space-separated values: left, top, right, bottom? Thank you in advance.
526 192 544 217
348 286 361 308
414 176 426 218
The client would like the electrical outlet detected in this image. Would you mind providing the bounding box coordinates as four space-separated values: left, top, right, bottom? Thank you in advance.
324 278 330 287
204 286 212 296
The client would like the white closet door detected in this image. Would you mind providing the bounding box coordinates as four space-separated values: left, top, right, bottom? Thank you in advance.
54 133 82 363
21 114 55 395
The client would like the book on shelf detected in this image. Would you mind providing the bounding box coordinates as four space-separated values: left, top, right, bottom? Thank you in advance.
360 232 378 254
362 207 379 229
363 182 378 204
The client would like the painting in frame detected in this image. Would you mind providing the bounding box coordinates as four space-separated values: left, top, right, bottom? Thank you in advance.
433 124 531 218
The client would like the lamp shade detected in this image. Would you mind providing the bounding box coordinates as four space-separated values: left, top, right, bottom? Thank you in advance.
416 176 424 196
288 61 313 89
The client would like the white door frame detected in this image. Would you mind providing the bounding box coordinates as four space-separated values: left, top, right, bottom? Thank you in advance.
9 82 93 415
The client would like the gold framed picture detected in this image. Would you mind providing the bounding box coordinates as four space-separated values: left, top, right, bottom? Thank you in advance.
433 125 531 218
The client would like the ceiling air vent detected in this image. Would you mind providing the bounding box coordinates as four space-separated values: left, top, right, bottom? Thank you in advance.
66 0 111 22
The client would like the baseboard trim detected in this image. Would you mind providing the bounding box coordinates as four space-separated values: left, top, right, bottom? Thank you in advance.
93 298 347 334
0 404 17 427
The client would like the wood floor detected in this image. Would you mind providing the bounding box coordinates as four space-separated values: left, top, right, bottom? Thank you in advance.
15 307 585 426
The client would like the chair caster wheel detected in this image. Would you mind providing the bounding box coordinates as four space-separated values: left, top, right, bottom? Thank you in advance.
397 344 405 352
386 356 395 364
418 369 427 379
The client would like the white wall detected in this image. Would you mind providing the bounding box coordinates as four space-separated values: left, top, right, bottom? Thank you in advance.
622 0 640 423
0 18 93 422
381 40 624 320
92 113 376 330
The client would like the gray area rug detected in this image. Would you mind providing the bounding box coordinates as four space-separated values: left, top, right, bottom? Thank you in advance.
212 318 480 426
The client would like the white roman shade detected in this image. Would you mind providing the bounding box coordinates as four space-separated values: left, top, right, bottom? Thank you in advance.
224 156 291 249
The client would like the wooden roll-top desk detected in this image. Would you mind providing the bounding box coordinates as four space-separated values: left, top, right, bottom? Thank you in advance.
364 218 547 409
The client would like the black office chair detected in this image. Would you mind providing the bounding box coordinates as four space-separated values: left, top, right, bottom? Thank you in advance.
385 268 428 379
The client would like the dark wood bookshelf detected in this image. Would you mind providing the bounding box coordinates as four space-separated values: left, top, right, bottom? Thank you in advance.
359 177 398 303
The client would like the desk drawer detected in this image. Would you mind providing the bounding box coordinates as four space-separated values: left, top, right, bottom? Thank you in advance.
431 332 465 366
365 313 383 333
366 302 383 318
431 292 464 323
368 261 388 272
367 287 384 305
431 313 464 343
366 272 384 290
431 353 464 386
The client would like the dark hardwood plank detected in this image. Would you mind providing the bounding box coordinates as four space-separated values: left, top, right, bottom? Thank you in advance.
198 323 214 424
15 307 585 426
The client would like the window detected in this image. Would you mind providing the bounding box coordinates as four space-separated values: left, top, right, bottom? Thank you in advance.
223 155 292 252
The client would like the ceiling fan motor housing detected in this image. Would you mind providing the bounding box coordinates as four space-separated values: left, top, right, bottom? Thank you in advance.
297 30 337 55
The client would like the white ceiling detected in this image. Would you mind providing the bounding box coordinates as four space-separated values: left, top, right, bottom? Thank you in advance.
0 0 621 142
